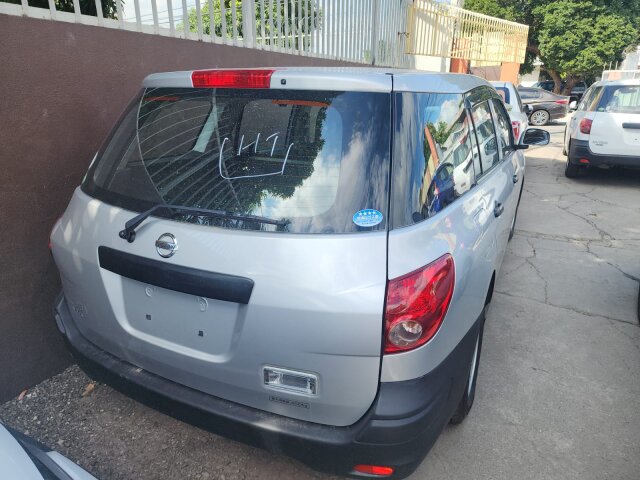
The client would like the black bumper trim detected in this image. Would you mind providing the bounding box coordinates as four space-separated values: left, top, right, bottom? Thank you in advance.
569 139 640 167
55 293 481 479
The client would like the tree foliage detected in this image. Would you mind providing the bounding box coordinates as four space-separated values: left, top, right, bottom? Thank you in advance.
181 0 321 50
464 0 640 93
535 1 637 84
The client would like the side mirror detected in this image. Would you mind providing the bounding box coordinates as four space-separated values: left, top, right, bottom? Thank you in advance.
524 104 533 115
516 128 550 149
569 100 578 111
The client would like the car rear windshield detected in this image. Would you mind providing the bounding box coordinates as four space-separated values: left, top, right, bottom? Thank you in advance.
598 85 640 114
83 88 391 234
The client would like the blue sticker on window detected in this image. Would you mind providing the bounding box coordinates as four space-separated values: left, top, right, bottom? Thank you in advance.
353 209 383 227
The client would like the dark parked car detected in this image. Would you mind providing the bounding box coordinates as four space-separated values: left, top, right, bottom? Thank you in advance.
532 80 588 103
518 86 570 126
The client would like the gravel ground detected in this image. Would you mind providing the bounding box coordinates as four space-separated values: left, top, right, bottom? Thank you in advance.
0 365 336 480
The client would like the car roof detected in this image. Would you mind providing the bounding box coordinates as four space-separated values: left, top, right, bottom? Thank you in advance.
592 78 640 87
143 67 492 94
489 81 511 88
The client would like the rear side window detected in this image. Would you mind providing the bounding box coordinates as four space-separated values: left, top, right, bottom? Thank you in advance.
577 87 594 110
598 85 640 114
471 101 499 174
84 88 391 234
586 87 603 111
519 88 540 100
392 93 475 227
491 99 513 157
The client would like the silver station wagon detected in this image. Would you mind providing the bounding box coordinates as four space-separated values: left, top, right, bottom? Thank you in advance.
50 68 548 479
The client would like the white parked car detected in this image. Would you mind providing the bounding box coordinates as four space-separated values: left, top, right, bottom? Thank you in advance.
490 81 530 142
564 79 640 177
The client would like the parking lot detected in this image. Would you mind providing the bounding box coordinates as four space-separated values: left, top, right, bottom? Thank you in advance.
1 122 639 480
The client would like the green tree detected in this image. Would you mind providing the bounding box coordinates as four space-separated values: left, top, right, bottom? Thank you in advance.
534 1 637 92
464 0 640 93
181 0 321 50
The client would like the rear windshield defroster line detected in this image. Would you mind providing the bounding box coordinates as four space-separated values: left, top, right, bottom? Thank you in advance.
83 88 391 234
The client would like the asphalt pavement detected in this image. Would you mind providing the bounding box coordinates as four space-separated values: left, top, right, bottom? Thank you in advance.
1 121 639 480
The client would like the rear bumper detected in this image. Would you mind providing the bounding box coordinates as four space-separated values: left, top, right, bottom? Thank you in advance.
569 139 640 167
54 292 480 479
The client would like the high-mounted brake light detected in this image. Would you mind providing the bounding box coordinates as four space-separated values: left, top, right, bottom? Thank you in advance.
384 254 455 354
352 465 394 477
579 118 593 134
191 69 274 89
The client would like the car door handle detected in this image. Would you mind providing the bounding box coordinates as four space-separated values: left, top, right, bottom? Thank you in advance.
512 174 519 184
494 201 504 218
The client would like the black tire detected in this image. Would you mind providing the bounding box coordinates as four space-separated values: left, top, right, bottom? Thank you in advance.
565 158 580 178
509 181 524 241
450 314 485 425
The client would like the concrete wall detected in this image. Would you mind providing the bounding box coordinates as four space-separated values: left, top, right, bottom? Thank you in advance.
0 14 358 401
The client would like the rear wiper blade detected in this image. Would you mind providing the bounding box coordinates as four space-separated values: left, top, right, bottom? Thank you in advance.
119 204 289 242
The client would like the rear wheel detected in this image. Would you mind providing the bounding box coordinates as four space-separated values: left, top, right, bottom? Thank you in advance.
450 315 485 425
565 157 580 178
530 109 550 126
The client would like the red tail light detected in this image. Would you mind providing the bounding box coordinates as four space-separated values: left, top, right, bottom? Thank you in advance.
579 118 593 134
511 120 521 140
555 99 569 105
353 465 394 476
384 254 455 354
191 69 274 89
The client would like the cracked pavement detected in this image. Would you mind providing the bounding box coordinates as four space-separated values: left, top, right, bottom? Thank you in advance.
1 124 639 480
416 123 640 480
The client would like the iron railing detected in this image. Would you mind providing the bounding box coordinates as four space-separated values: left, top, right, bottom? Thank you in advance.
0 0 413 68
0 0 529 68
407 0 528 64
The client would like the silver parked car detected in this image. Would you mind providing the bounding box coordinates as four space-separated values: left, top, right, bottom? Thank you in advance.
50 68 548 479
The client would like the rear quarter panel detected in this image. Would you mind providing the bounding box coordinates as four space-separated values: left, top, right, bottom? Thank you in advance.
382 181 500 382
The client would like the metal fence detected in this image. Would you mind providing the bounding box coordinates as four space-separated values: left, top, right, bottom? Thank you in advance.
0 0 414 68
407 0 528 64
1 0 529 68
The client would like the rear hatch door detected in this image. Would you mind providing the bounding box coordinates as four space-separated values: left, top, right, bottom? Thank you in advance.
54 76 392 426
590 83 640 156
